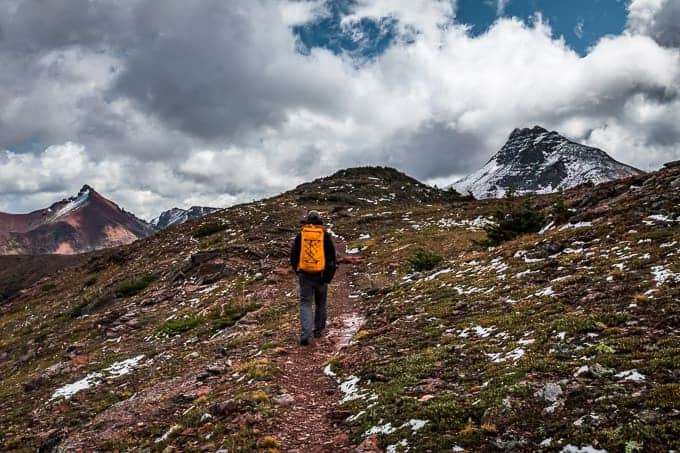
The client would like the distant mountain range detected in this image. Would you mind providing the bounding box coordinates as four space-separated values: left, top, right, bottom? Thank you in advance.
151 206 220 230
452 126 643 198
0 186 222 255
0 126 645 255
0 185 155 255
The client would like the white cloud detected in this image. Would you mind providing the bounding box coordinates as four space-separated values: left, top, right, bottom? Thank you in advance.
342 0 455 42
278 0 326 26
0 0 679 220
627 0 680 47
496 0 510 16
574 17 584 39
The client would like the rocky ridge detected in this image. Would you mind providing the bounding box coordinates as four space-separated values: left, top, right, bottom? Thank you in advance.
151 206 221 230
0 164 678 452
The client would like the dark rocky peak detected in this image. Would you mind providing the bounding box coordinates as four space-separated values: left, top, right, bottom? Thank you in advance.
508 125 551 139
496 126 577 164
52 185 104 210
78 184 94 194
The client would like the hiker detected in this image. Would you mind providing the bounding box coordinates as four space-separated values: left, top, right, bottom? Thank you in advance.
290 210 337 345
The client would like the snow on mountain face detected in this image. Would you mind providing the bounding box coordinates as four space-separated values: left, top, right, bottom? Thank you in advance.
151 208 186 228
452 126 644 199
151 206 220 229
50 186 91 221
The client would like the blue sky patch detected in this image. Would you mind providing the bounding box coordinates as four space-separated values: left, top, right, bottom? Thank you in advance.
293 0 399 59
294 0 629 57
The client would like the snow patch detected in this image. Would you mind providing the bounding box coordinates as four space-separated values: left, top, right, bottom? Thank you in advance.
539 221 555 234
50 372 102 401
559 221 592 230
560 445 607 453
405 419 428 431
50 354 146 400
489 347 525 363
459 325 496 338
651 265 680 285
386 439 409 453
323 364 336 377
364 422 397 436
339 376 366 402
426 268 452 281
51 188 90 220
647 214 679 223
105 354 145 377
614 369 646 382
535 286 556 297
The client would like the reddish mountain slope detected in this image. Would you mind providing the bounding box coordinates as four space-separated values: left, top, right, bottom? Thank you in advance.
0 186 155 255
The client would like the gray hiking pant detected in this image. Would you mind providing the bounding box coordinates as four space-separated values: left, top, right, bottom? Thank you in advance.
298 272 327 341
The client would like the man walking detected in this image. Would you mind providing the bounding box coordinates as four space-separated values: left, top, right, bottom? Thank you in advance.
290 210 337 346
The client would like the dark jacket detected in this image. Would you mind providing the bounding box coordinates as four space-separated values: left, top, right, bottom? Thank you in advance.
290 227 337 284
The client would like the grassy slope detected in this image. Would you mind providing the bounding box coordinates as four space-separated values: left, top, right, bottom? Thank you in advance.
0 165 678 452
334 166 680 452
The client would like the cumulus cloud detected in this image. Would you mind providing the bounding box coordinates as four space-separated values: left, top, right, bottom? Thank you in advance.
627 0 680 47
496 0 510 16
341 0 455 41
0 0 679 219
574 17 584 39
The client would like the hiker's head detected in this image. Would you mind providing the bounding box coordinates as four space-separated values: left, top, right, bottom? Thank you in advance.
303 210 324 225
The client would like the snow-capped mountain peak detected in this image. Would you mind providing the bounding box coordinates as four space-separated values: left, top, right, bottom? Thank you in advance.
452 126 643 198
0 185 155 254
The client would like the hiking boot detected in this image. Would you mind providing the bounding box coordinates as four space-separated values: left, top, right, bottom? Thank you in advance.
313 329 323 338
300 338 310 346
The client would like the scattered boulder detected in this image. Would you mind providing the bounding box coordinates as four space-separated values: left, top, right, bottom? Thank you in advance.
23 374 49 392
172 251 235 285
414 377 446 393
534 382 563 403
274 393 295 406
589 363 615 378
191 251 221 266
206 364 227 375
38 428 66 453
210 399 246 417
356 435 382 453
525 240 565 259
333 432 350 445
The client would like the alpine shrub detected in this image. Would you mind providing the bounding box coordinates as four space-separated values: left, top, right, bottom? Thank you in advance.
550 197 573 224
407 250 444 272
480 201 545 246
113 274 157 298
158 316 205 337
194 222 227 238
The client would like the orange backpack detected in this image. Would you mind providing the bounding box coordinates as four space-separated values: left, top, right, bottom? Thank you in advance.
297 224 325 273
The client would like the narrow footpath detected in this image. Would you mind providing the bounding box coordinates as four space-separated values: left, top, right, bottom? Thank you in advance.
269 249 364 452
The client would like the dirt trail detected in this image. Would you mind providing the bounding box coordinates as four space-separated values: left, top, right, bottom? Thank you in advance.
54 246 365 452
269 251 364 452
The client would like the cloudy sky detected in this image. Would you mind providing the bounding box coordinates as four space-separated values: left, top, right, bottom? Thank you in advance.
0 0 678 219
